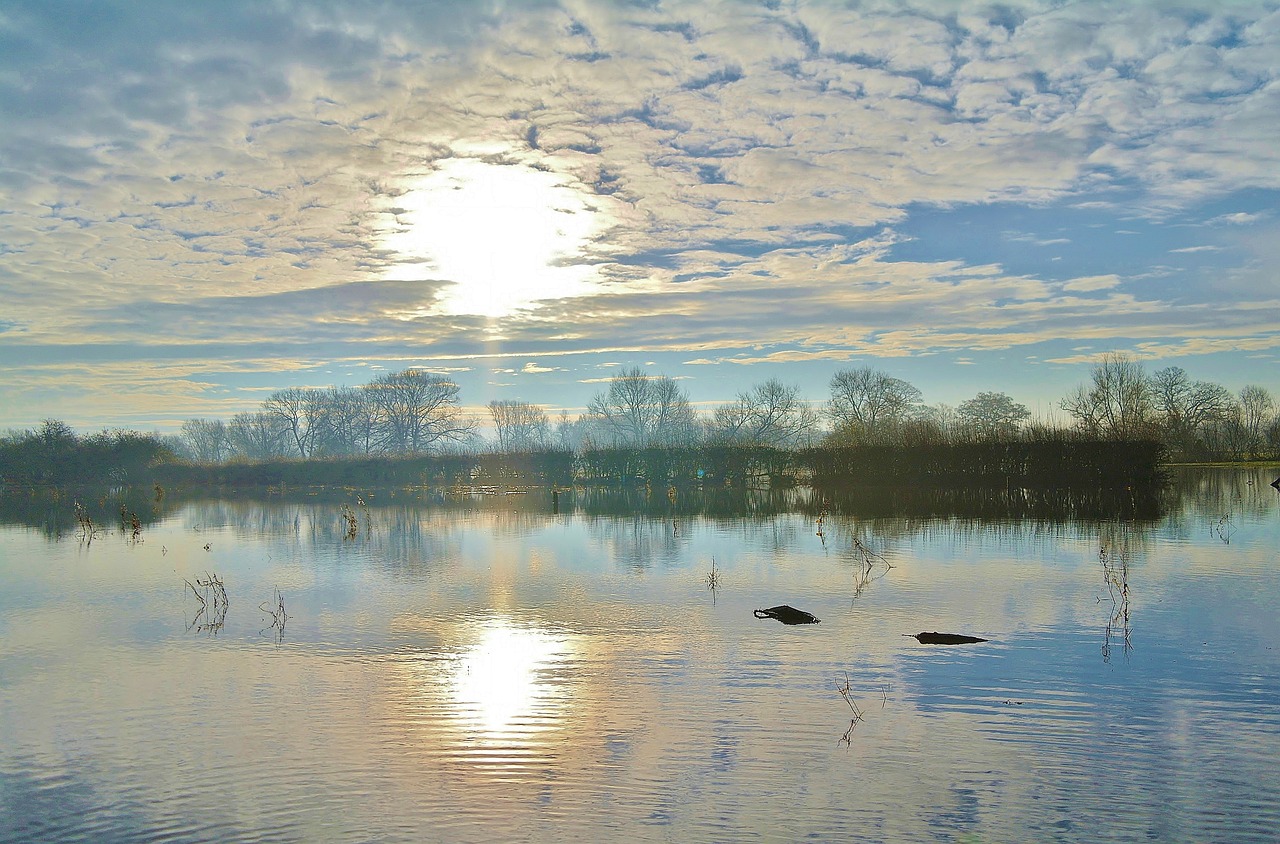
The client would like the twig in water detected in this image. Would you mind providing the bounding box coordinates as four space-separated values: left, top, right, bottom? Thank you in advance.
836 671 867 747
704 557 721 590
704 557 721 604
1213 513 1235 544
185 571 228 635
260 587 290 640
851 537 893 570
836 672 864 715
340 505 359 540
357 494 372 536
73 501 104 544
849 537 895 599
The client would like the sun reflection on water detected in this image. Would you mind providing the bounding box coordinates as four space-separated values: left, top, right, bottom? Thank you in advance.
444 618 575 739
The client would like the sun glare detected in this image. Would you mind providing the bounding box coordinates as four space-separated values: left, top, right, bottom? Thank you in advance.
381 159 605 318
447 619 573 737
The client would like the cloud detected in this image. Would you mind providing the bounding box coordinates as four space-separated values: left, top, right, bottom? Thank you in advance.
1061 275 1122 292
2 0 1280 426
1048 333 1280 365
1210 211 1268 226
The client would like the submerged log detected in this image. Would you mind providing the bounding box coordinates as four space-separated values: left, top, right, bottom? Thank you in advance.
908 631 988 645
754 605 821 625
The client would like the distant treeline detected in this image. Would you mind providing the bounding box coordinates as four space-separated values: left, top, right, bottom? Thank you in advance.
2 417 1167 491
163 357 1279 467
150 450 576 489
139 435 1164 492
803 438 1167 488
0 420 176 486
7 351 1275 490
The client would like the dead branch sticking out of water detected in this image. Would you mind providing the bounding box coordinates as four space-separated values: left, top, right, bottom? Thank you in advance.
1099 538 1132 663
73 500 103 543
1212 513 1235 544
357 494 372 537
120 505 142 542
850 537 894 598
340 504 358 540
704 557 721 594
186 572 229 635
836 672 867 747
260 587 289 640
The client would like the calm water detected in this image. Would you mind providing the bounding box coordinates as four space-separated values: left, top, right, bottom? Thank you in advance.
1 468 1278 843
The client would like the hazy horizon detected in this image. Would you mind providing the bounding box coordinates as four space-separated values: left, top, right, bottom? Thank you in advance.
2 0 1278 433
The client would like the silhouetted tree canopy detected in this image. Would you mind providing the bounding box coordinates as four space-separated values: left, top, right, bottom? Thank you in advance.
0 421 176 485
957 391 1030 440
709 379 821 447
585 367 698 447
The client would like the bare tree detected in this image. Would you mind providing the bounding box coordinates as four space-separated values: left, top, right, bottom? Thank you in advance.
586 367 699 447
1149 366 1235 454
1238 385 1275 458
314 386 377 456
488 400 551 452
1059 353 1153 439
1150 367 1234 429
710 379 821 447
827 367 923 442
365 369 472 454
553 410 587 452
262 387 326 458
920 403 959 440
649 376 700 446
228 412 288 460
180 418 229 463
956 391 1030 440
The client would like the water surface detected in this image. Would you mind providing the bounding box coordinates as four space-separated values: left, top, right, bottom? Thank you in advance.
2 467 1278 842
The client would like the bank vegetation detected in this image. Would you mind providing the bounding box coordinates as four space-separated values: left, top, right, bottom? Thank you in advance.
2 355 1276 489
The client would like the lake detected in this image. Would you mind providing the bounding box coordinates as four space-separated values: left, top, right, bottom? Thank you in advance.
2 467 1278 842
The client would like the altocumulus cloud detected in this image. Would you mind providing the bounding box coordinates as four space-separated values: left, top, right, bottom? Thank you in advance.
0 0 1278 428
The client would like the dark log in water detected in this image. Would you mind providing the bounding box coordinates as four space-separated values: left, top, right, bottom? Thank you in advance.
1271 477 1280 490
754 605 821 625
908 632 988 645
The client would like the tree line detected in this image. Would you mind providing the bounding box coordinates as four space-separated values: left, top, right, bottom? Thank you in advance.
2 355 1277 486
0 420 177 486
174 357 1278 463
177 369 472 462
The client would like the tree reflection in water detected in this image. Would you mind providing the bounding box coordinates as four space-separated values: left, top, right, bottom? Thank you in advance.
1100 526 1133 663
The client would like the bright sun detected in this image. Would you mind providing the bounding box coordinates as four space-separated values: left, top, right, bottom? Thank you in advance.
381 159 605 318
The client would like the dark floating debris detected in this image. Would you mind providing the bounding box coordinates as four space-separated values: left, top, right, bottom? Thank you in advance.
754 605 821 625
1271 476 1280 490
908 631 988 645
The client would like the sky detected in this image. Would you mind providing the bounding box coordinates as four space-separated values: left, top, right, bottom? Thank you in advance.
1 0 1278 433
